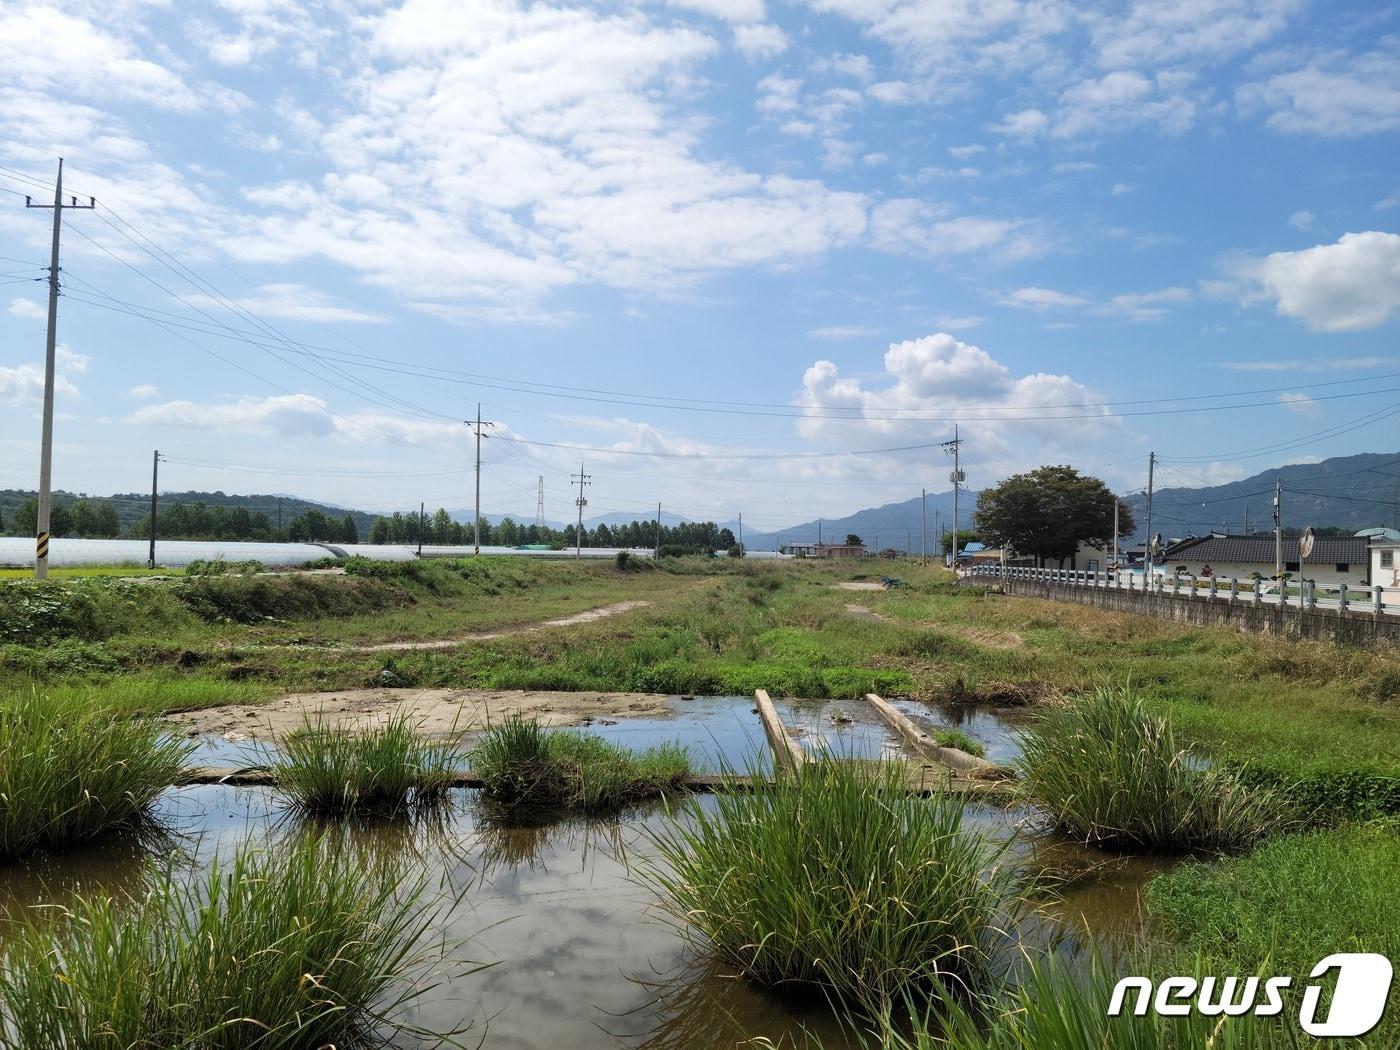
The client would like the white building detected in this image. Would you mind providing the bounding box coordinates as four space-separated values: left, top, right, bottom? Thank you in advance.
1160 534 1371 589
1370 539 1399 590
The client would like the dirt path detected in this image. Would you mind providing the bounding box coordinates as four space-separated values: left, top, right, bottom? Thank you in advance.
844 602 891 622
832 581 885 591
166 687 674 741
296 599 652 652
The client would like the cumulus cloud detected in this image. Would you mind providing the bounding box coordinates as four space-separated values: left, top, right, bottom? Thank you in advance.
733 22 788 60
129 384 159 400
667 0 765 22
1289 209 1315 231
1232 231 1400 331
0 346 88 406
1279 391 1319 414
794 333 1123 486
7 298 44 319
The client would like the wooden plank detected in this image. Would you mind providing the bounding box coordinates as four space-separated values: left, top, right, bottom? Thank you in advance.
753 689 806 771
864 693 1003 774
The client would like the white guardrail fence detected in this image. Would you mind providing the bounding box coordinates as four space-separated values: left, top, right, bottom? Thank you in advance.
963 564 1399 618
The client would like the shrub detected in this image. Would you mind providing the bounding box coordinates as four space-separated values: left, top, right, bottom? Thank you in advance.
185 558 265 576
1016 685 1288 853
0 834 463 1049
471 714 689 810
615 549 632 571
267 712 466 814
641 757 1018 1005
0 690 193 859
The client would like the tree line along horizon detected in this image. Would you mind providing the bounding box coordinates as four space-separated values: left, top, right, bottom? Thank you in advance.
0 467 1362 561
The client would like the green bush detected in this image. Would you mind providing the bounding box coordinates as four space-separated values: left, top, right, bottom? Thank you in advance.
471 714 689 810
1016 685 1288 853
0 690 193 858
185 559 265 576
642 757 1018 1005
267 712 467 814
0 834 462 1048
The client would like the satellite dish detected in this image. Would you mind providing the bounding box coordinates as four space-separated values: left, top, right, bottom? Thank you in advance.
1298 526 1315 561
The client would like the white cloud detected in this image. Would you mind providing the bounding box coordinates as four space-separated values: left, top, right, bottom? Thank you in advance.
1001 286 1088 310
129 384 159 400
1089 0 1300 71
0 346 88 406
1218 355 1395 372
7 298 44 319
734 23 787 59
1111 182 1133 195
667 0 765 22
870 200 1047 261
809 325 879 340
1239 44 1400 136
185 283 388 324
1289 209 1315 231
1233 231 1400 331
1279 391 1319 414
1101 286 1192 321
795 332 1124 483
988 108 1048 138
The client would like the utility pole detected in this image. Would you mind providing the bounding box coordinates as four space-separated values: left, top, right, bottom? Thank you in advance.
418 501 425 556
942 425 964 568
535 476 546 529
1111 497 1119 578
654 502 661 557
1144 452 1156 583
738 512 743 556
469 404 495 555
1243 505 1249 536
818 518 822 546
1273 478 1283 579
25 158 95 579
277 498 283 533
572 462 591 560
934 510 941 562
921 488 927 563
147 450 161 569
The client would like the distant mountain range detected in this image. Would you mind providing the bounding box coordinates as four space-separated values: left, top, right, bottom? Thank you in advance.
1123 452 1400 543
6 451 1395 547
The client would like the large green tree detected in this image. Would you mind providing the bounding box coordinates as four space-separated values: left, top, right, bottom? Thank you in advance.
974 465 1132 567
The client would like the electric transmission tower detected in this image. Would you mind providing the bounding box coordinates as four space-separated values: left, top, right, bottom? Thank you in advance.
535 476 546 528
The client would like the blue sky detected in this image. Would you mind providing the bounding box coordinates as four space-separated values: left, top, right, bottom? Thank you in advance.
1 0 1398 531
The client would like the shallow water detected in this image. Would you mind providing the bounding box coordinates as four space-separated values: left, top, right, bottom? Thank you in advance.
889 699 1029 764
7 704 1178 1048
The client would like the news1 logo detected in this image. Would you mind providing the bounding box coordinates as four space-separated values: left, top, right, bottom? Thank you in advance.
1108 954 1393 1037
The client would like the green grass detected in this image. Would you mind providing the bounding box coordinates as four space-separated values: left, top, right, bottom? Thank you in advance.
0 833 465 1049
471 714 690 810
0 564 185 578
1016 685 1288 853
1145 822 1400 976
931 726 986 757
0 690 194 859
641 757 1018 1005
267 712 468 814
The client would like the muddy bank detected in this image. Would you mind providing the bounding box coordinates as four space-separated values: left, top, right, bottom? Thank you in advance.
165 687 675 740
333 599 652 652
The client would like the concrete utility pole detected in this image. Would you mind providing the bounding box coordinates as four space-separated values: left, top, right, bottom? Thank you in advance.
942 425 964 568
654 502 661 556
921 488 926 563
1273 477 1283 579
25 158 95 579
1143 452 1156 583
572 462 591 560
1111 497 1119 579
470 404 495 555
738 512 743 556
147 450 161 569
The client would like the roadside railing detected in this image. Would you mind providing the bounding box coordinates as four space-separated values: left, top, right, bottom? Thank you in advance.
963 564 1398 617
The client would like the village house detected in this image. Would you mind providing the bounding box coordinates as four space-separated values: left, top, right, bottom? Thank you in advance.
1159 534 1372 589
1369 535 1399 590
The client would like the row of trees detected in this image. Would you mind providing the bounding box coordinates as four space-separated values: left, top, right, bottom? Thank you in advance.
3 496 363 545
364 510 737 553
7 498 123 539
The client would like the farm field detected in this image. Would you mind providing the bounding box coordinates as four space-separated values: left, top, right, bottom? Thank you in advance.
2 555 1397 1046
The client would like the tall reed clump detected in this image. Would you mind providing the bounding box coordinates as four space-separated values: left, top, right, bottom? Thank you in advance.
1016 685 1286 853
0 690 193 859
641 758 1017 1005
0 834 462 1049
471 714 689 810
267 712 466 814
